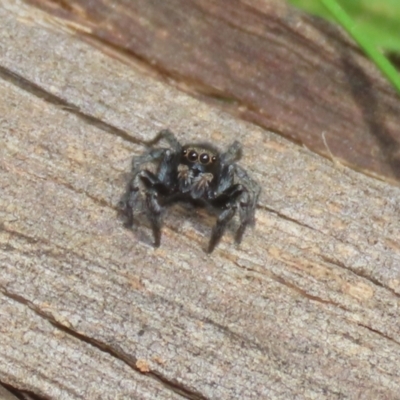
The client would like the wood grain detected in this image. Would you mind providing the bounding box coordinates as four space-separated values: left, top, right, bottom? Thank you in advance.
1 1 400 399
25 0 400 183
0 384 19 400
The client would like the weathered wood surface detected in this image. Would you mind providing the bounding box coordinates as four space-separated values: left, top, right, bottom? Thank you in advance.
1 1 400 399
26 0 400 183
0 384 19 400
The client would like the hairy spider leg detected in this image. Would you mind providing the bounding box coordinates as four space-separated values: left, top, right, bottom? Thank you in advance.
121 147 168 227
233 164 261 243
127 126 178 186
208 183 244 253
207 158 260 251
131 170 165 247
220 140 243 164
220 139 260 212
130 129 181 176
208 208 236 253
234 164 261 216
144 128 181 152
235 189 251 244
138 148 181 246
205 163 238 252
145 187 164 247
122 129 181 244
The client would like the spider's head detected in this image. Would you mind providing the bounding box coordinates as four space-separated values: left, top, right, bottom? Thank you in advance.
180 144 220 175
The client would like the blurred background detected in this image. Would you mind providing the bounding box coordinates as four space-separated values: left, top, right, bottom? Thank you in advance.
289 0 400 65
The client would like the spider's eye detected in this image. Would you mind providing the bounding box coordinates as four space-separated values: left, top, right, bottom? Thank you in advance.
182 149 187 155
200 153 210 164
211 156 217 163
188 150 198 161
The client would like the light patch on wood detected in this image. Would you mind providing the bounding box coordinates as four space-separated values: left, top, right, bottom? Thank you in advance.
269 247 340 283
384 238 400 252
66 144 86 164
343 281 374 301
388 279 400 292
263 140 288 153
136 359 150 373
152 356 167 365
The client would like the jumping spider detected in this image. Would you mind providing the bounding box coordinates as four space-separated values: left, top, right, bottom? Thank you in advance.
120 129 260 253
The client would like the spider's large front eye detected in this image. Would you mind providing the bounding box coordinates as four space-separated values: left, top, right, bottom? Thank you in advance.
200 153 210 164
188 150 198 161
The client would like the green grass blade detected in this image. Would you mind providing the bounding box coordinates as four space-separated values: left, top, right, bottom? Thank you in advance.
320 0 400 96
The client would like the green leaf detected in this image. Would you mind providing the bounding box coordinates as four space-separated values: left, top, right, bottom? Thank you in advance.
288 0 400 53
288 0 400 95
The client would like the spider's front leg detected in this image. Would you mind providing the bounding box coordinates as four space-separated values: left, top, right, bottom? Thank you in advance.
120 169 169 246
235 189 253 244
145 128 181 150
137 141 180 247
120 147 168 227
141 171 166 247
208 207 236 253
138 162 173 248
233 164 260 243
121 142 177 242
208 184 243 253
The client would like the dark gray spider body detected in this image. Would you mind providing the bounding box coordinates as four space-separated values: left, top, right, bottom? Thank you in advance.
120 129 260 253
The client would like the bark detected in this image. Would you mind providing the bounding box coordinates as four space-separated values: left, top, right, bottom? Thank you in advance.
26 0 400 183
1 1 400 399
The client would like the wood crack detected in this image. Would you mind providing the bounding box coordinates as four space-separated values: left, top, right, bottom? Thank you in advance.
0 287 208 400
259 205 400 299
0 381 48 400
0 64 140 145
356 322 400 348
78 31 302 144
320 254 400 299
2 1 400 396
259 204 321 234
234 256 349 311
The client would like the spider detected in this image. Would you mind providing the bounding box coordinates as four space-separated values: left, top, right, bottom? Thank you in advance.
120 129 260 253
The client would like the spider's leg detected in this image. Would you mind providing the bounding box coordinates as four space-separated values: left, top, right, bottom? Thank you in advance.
233 165 261 243
139 169 170 247
156 147 180 187
145 189 164 247
122 146 171 226
130 129 178 168
235 189 253 244
208 184 243 253
122 130 181 246
132 148 168 172
136 147 177 245
208 207 236 253
123 189 137 227
214 164 235 194
120 148 166 221
119 171 143 227
145 129 181 152
234 164 261 217
132 131 180 182
220 140 242 164
210 183 243 208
